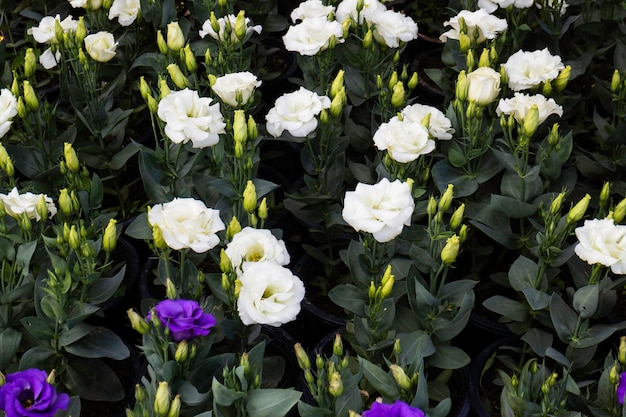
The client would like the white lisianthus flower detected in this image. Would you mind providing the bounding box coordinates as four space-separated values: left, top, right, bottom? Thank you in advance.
225 227 290 274
496 92 563 125
148 198 225 253
368 9 418 48
84 31 117 62
400 104 455 140
504 48 565 91
373 118 435 163
342 178 415 243
68 0 103 9
0 89 18 139
211 72 262 107
335 0 386 24
283 17 344 56
28 15 78 44
265 87 331 137
466 67 501 106
237 261 305 326
199 14 262 43
575 218 626 274
536 0 569 15
290 0 335 21
157 88 226 148
0 188 57 221
477 0 533 13
440 9 507 43
39 48 61 69
108 0 141 26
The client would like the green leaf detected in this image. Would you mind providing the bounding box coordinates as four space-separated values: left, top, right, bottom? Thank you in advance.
246 389 301 417
482 295 528 322
572 284 599 319
125 212 152 240
360 357 400 399
212 378 246 406
63 357 125 401
328 284 365 316
431 160 479 198
427 345 470 369
178 380 210 406
297 401 331 417
521 328 553 356
521 288 551 311
19 346 57 370
64 326 130 360
59 322 94 347
508 256 541 292
40 295 66 321
549 293 578 343
20 316 55 340
0 328 22 368
397 330 435 364
574 324 618 349
15 240 37 276
138 150 173 203
86 265 126 305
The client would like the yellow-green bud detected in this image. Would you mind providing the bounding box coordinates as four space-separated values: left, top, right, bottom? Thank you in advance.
54 19 65 44
388 71 399 91
24 48 37 79
220 249 232 273
183 44 197 72
134 384 145 402
489 46 498 64
328 372 343 397
356 0 364 12
478 48 490 68
16 96 26 118
127 309 150 334
139 76 152 101
0 143 11 171
390 365 412 390
175 340 188 363
243 180 257 214
294 342 311 370
523 104 539 137
566 193 591 225
330 69 345 99
439 184 454 211
235 10 247 41
391 82 405 108
427 195 437 218
159 77 171 99
456 71 468 102
166 63 190 89
23 80 38 111
612 69 621 94
408 72 418 90
165 278 177 300
2 158 13 178
103 218 118 253
258 197 268 220
466 49 475 71
610 364 620 385
209 12 220 34
205 48 212 66
363 29 373 49
542 80 553 96
320 108 329 124
392 338 401 358
511 374 518 388
380 264 394 298
69 225 81 250
600 182 611 209
233 110 248 145
10 75 19 97
46 369 57 385
226 216 242 240
221 272 230 292
147 95 158 114
166 21 185 52
167 395 181 417
619 336 626 365
64 142 80 173
333 333 343 357
458 33 471 54
152 224 168 251
75 16 87 44
156 30 168 54
330 88 346 117
247 115 258 141
450 203 465 230
154 382 170 417
554 65 571 93
368 281 376 300
441 235 460 265
547 123 560 147
614 197 626 224
550 191 566 215
35 195 48 223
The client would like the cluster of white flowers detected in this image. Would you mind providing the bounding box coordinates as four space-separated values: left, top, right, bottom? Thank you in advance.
0 187 57 221
503 48 565 91
477 0 533 13
496 92 563 124
27 14 78 69
440 8 508 43
575 218 626 274
265 87 331 138
199 14 262 43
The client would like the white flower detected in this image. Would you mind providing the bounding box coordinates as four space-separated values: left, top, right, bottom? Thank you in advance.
290 0 335 21
27 15 78 44
157 88 226 148
265 87 331 137
39 48 61 69
225 227 290 274
283 17 344 56
148 198 225 253
199 14 262 43
211 71 261 107
237 261 305 326
400 104 455 140
84 31 117 62
496 92 563 124
536 0 569 15
373 118 435 163
68 0 103 9
477 0 533 13
575 218 626 274
440 9 508 43
466 66 501 106
368 9 418 48
335 0 386 24
0 89 18 139
0 188 57 221
342 178 414 243
504 48 565 91
108 0 141 26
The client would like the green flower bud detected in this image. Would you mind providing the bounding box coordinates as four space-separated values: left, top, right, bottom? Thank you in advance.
167 395 181 417
619 336 626 365
139 76 152 101
243 180 257 214
610 364 619 385
103 218 118 253
16 96 26 118
166 21 185 52
612 69 621 94
320 108 329 124
328 372 343 397
478 48 490 68
233 110 248 145
154 382 170 417
566 193 591 225
156 30 168 54
330 69 345 99
390 365 412 390
363 29 373 49
554 65 571 93
220 249 232 273
183 44 197 72
550 191 566 215
69 225 81 250
316 353 324 371
408 72 418 90
235 10 247 41
54 20 65 44
24 48 37 79
333 333 343 357
166 63 190 89
614 197 626 224
294 342 311 370
439 184 454 212
523 104 539 137
152 224 169 251
330 87 346 117
46 370 57 385
159 77 171 99
147 95 158 114
450 203 465 230
458 33 471 54
175 340 188 363
2 158 13 178
127 309 150 334
466 49 475 71
165 278 177 300
441 235 460 265
247 115 258 141
23 80 38 111
35 195 48 224
600 182 611 209
258 197 268 221
392 339 401 358
75 16 87 44
547 123 560 147
368 281 376 300
380 264 394 298
388 71 398 91
542 79 553 96
134 384 145 402
226 216 242 240
456 71 468 102
391 82 405 108
64 142 80 173
10 74 19 97
356 0 364 12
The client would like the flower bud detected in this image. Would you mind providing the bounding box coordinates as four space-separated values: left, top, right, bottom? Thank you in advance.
439 184 454 212
69 225 81 250
542 80 552 96
168 395 181 417
380 264 394 298
159 77 171 99
139 76 152 101
166 21 185 52
333 333 343 357
390 365 412 390
478 48 490 68
441 235 460 265
165 278 177 300
16 96 26 118
64 142 80 173
391 82 405 108
152 224 168 251
566 193 591 225
294 343 311 370
233 110 248 146
458 33 471 54
619 336 626 365
450 203 465 230
235 10 247 41
523 104 539 137
465 49 475 71
610 364 620 385
612 69 621 94
408 72 418 90
175 340 188 363
103 218 118 253
10 75 19 97
328 372 343 397
154 382 170 417
247 115 258 141
24 48 37 79
330 69 345 99
456 71 468 102
258 197 268 221
550 191 566 215
363 29 373 49
156 30 168 54
388 71 398 91
554 65 571 93
226 216 242 240
427 195 437 218
23 80 38 111
33 195 48 224
599 182 611 209
75 16 87 44
127 309 150 334
368 280 376 300
243 180 257 214
147 95 158 113
183 44 197 72
330 87 346 117
46 369 57 385
547 123 560 147
614 197 626 224
166 63 190 89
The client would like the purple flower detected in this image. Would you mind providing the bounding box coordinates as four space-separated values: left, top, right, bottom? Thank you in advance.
363 400 425 417
0 369 69 417
618 372 626 404
147 299 216 342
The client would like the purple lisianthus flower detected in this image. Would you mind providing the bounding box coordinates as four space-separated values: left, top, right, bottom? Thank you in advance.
147 299 216 342
618 372 626 404
363 400 425 417
0 368 69 417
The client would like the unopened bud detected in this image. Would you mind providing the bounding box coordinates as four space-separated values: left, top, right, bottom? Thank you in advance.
391 82 405 108
450 204 465 230
466 49 475 71
127 309 150 334
363 29 373 49
166 63 190 89
456 71 467 102
542 80 553 96
165 278 177 300
247 115 258 141
330 69 345 98
612 69 621 94
388 71 398 91
459 33 471 54
390 365 412 390
75 16 87 44
175 340 188 362
23 80 38 111
226 216 242 240
610 365 620 385
152 224 168 251
235 10 247 41
333 333 343 357
166 21 184 52
147 95 158 113
258 197 268 220
328 372 343 397
408 72 418 90
154 382 170 417
619 336 626 365
103 218 118 253
69 225 81 250
439 184 454 211
554 65 571 93
478 48 490 68
159 77 171 99
183 44 197 72
24 48 37 79
64 142 80 173
294 343 311 370
380 264 394 298
614 197 626 224
523 104 539 137
168 395 181 417
330 88 346 117
550 191 566 215
156 30 168 54
139 76 152 101
243 180 257 214
441 235 460 265
566 193 591 224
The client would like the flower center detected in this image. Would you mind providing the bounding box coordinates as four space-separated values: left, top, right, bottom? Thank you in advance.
19 390 35 409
